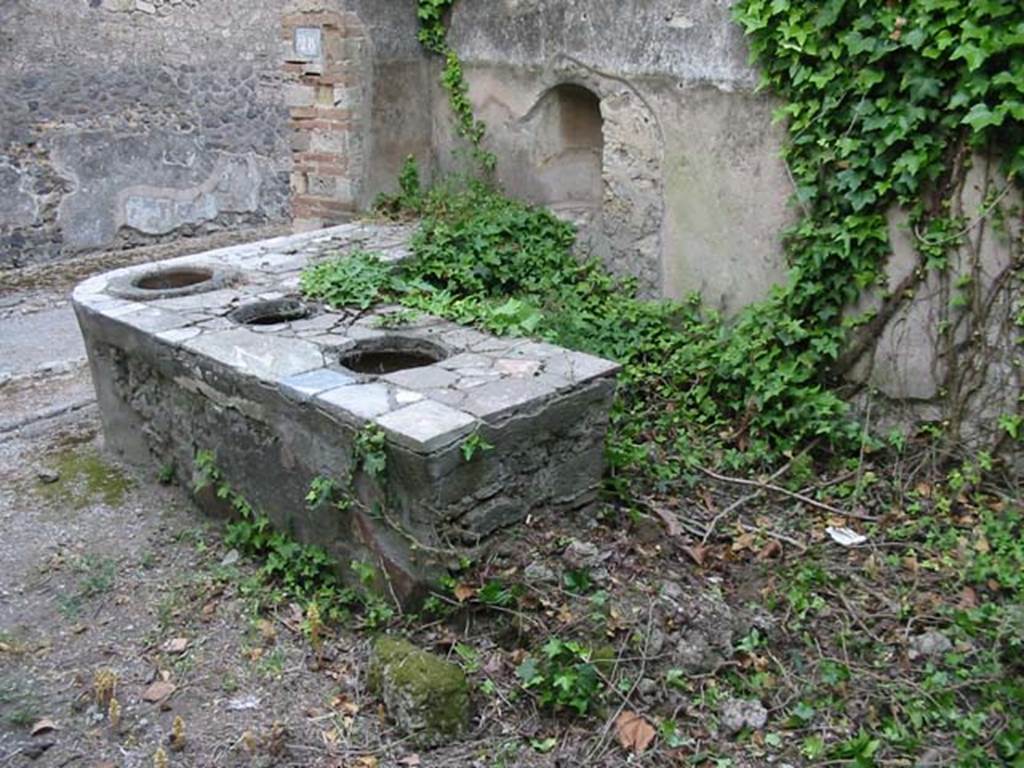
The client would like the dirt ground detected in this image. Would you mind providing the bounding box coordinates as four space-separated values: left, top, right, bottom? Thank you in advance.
0 403 768 768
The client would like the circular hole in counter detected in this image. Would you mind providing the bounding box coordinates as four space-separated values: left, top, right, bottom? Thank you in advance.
134 268 214 292
230 297 312 326
337 336 448 375
109 264 237 300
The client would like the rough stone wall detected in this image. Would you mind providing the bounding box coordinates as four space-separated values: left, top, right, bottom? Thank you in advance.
441 0 794 307
0 0 430 269
0 0 288 268
847 157 1023 454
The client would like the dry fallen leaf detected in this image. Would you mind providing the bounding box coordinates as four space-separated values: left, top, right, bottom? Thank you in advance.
959 586 978 609
398 755 422 767
321 728 340 746
696 486 717 513
650 504 683 537
758 540 783 560
453 584 476 603
353 756 378 768
30 718 58 737
330 694 360 717
265 722 287 756
258 619 277 645
161 638 189 655
142 681 176 703
615 711 656 755
682 545 707 567
240 729 259 753
731 532 758 553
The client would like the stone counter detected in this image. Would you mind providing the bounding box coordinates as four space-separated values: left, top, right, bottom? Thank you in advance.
72 222 619 603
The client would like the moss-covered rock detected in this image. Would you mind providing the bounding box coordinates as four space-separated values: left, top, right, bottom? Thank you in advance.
369 636 469 747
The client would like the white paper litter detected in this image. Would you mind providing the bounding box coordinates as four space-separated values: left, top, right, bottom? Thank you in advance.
826 526 868 547
226 695 262 711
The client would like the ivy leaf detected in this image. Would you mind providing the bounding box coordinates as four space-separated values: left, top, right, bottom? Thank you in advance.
361 451 387 478
814 0 847 30
951 42 988 71
516 658 541 686
962 103 1006 131
1004 101 1024 121
848 188 878 212
843 30 876 57
855 68 885 90
904 28 927 50
922 28 956 58
1009 146 1024 179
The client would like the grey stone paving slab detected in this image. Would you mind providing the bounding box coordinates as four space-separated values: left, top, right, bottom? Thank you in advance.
0 306 86 377
184 328 324 380
316 382 393 422
439 353 494 371
394 388 426 406
461 377 559 421
376 399 477 452
290 313 343 335
567 352 621 383
151 288 246 313
495 358 542 377
118 306 194 334
280 368 357 402
156 327 203 346
382 366 460 392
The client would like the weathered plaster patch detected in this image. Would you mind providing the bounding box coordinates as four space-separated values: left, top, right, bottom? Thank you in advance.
121 155 263 236
0 161 38 228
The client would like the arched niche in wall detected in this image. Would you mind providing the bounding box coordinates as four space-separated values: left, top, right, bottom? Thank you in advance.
529 84 605 222
514 60 665 296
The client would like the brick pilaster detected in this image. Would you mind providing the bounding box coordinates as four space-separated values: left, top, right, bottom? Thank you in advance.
281 3 368 231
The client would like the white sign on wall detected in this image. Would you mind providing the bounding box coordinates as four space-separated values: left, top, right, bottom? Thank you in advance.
294 27 322 60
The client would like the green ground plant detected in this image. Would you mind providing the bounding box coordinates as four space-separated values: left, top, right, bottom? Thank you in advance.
194 450 357 621
516 638 604 716
459 431 493 462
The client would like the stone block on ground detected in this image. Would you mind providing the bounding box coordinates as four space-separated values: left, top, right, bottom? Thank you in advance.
369 636 470 747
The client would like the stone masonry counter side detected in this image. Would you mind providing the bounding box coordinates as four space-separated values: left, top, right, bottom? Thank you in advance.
72 222 620 604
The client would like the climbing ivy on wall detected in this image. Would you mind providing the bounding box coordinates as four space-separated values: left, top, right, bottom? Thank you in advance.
728 0 1024 445
416 0 495 171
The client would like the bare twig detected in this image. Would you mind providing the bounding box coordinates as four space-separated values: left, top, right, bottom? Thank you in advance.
702 491 761 544
697 465 877 521
426 591 548 633
913 184 1013 247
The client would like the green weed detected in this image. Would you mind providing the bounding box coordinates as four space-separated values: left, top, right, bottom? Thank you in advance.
516 638 604 715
